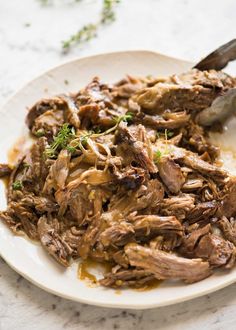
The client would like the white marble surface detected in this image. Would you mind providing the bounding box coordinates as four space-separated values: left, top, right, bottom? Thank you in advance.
0 0 236 329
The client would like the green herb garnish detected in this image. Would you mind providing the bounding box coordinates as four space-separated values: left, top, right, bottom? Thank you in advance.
62 0 120 51
45 123 75 158
12 180 23 191
66 145 77 154
101 0 120 24
22 162 30 169
62 24 97 49
166 130 174 138
35 129 45 137
154 150 163 163
113 112 133 124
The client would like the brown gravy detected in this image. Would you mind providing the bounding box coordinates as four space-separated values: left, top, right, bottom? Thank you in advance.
78 259 162 292
78 259 112 285
8 136 26 166
134 278 162 292
1 176 10 191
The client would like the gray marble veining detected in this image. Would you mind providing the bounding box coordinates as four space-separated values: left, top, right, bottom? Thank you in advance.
0 0 236 329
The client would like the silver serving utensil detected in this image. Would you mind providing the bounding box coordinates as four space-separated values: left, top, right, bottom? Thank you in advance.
194 39 236 126
194 39 236 71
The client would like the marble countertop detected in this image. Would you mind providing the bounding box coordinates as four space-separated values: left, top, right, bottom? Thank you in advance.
0 0 236 329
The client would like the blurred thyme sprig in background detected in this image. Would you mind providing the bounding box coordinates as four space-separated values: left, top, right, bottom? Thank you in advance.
62 0 120 51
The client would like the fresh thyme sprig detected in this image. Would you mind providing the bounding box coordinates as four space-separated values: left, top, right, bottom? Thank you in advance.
45 112 132 157
67 131 94 153
45 123 75 158
12 180 23 191
62 0 120 51
154 150 163 163
155 129 175 163
66 112 133 154
101 0 120 24
62 24 97 49
113 112 133 124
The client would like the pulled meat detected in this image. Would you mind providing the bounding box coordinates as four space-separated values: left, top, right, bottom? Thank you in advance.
0 164 12 178
125 243 211 283
1 68 236 288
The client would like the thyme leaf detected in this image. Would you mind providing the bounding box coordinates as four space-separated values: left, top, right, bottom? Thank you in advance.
101 0 120 24
66 112 132 154
62 24 97 49
35 129 45 137
45 123 75 158
62 0 120 50
113 112 133 124
12 180 23 191
154 150 162 163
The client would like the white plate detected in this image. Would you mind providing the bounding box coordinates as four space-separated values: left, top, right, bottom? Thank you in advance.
1 51 236 310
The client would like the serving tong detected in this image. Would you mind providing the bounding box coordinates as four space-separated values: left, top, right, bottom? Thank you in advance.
193 39 236 126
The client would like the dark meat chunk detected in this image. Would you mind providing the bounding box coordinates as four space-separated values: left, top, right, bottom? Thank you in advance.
187 201 218 224
62 226 85 257
0 164 12 178
180 224 235 268
32 109 64 138
183 122 220 160
150 234 182 251
135 111 190 130
20 194 58 214
160 194 195 221
27 137 50 190
132 215 183 237
26 95 82 136
115 122 156 173
175 69 236 89
218 177 236 218
112 250 129 268
125 243 211 283
132 83 219 115
218 216 236 246
0 211 20 234
77 216 102 259
114 76 145 99
7 138 50 202
161 143 227 182
8 202 39 240
43 149 71 194
178 152 226 181
157 156 185 194
182 176 204 192
100 223 135 247
38 216 72 267
112 166 145 190
132 69 236 115
194 234 235 268
179 224 211 256
100 268 155 288
59 94 80 128
107 179 164 219
76 77 122 129
26 97 65 137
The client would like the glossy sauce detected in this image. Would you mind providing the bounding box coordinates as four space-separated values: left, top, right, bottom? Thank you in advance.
78 259 162 292
78 259 112 285
8 136 26 166
134 278 162 292
78 260 97 284
1 176 10 190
